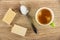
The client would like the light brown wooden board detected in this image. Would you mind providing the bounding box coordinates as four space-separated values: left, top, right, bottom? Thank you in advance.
0 0 60 40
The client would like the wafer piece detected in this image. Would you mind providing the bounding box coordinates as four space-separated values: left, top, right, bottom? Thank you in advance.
11 24 27 36
2 8 16 24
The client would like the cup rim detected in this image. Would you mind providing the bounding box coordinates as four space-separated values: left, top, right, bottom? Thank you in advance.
35 7 54 26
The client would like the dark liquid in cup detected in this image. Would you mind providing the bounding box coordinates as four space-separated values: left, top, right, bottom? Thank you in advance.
37 9 52 24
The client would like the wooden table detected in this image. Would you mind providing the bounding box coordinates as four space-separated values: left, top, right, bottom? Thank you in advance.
0 0 60 40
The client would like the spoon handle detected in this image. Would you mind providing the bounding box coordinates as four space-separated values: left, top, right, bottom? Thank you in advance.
27 15 37 34
31 23 37 34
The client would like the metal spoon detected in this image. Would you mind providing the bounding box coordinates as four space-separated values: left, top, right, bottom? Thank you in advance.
20 5 37 34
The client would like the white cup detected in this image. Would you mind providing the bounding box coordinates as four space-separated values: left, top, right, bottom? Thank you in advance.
35 7 54 26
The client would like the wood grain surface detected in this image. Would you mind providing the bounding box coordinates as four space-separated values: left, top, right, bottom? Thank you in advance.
0 0 60 40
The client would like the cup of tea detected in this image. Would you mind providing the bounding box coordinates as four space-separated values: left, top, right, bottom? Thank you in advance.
35 7 55 28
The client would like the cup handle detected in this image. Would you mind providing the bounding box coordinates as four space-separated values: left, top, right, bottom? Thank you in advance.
50 22 55 28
